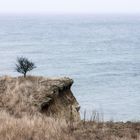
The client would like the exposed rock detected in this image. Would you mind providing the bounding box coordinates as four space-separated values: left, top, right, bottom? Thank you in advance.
0 76 80 121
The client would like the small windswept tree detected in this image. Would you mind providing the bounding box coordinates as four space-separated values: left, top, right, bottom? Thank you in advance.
15 57 36 78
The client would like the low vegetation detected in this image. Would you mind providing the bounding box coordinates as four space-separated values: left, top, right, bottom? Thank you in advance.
0 110 140 140
0 111 70 140
0 76 139 140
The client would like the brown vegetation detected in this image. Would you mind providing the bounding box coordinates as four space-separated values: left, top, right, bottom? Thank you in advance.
0 110 140 140
0 76 139 140
0 110 70 140
0 76 80 121
73 121 140 140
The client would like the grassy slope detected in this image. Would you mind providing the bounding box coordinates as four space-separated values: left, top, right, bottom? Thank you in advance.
0 76 139 140
0 111 140 140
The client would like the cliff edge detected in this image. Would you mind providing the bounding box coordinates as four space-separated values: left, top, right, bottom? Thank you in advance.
0 76 80 121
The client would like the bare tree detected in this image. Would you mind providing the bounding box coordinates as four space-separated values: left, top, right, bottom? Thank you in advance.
15 57 36 77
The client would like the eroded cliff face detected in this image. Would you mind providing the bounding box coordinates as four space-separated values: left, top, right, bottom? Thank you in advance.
0 76 80 121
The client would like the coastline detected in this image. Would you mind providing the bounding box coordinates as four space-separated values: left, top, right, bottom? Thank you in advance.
0 75 139 140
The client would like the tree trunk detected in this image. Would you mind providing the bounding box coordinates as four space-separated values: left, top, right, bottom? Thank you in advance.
24 73 26 78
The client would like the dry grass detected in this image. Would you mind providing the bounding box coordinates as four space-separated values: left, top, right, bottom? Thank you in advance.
0 111 73 140
0 75 80 120
73 121 140 140
0 76 140 140
0 110 140 140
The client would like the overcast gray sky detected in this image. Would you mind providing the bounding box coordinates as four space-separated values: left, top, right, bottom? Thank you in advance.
0 0 140 14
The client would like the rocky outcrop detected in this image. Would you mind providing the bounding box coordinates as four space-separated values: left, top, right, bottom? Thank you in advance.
0 76 80 121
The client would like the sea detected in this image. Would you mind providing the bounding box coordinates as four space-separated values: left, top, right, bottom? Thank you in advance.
0 14 140 121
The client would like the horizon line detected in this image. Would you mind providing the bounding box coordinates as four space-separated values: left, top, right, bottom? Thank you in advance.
0 12 140 16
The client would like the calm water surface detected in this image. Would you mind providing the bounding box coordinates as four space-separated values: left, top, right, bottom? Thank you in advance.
0 15 140 121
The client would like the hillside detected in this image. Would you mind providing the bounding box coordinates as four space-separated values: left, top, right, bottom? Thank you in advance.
0 76 80 121
0 76 139 140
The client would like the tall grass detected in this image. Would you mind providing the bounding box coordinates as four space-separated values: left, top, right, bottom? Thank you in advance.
0 111 74 140
0 76 140 140
0 108 140 140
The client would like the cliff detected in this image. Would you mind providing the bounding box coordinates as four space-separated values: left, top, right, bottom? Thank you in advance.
0 76 80 121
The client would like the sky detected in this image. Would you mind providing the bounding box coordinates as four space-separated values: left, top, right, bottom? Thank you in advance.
0 0 140 14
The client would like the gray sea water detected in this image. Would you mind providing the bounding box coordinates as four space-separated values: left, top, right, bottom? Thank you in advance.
0 15 140 121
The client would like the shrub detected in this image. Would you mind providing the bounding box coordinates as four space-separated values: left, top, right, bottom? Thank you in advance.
15 57 36 77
